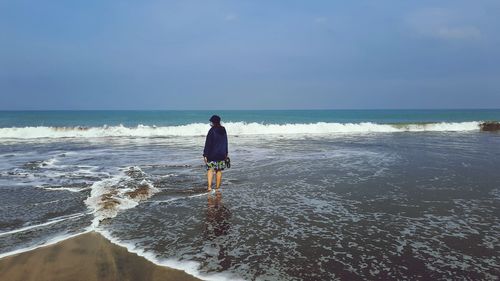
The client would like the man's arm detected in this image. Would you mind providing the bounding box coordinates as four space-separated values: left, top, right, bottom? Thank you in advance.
203 130 212 162
224 131 228 159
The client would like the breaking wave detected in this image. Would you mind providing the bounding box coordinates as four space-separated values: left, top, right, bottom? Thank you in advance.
0 121 482 139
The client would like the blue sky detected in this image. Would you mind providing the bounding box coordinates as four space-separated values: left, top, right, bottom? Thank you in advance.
1 0 499 110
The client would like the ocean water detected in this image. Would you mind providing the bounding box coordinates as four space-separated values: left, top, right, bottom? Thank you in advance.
0 110 499 280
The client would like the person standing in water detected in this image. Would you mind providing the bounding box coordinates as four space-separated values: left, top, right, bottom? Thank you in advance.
203 115 228 192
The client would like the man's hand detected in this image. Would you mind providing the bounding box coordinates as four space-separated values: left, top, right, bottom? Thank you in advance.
204 156 208 164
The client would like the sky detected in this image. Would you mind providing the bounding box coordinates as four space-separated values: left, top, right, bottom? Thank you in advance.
1 0 500 110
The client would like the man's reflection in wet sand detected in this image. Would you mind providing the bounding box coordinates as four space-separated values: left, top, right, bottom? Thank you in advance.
204 190 232 270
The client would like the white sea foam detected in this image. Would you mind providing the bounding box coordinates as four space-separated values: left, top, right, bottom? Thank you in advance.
95 228 245 281
85 167 159 227
0 230 91 259
149 192 211 205
0 225 241 281
0 121 482 139
41 157 59 167
41 186 92 192
0 212 88 237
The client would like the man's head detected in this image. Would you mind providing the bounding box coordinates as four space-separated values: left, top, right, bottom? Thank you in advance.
209 115 221 126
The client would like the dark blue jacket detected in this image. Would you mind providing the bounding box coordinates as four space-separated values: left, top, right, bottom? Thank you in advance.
203 126 228 161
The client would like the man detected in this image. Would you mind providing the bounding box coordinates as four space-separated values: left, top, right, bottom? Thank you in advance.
203 115 228 192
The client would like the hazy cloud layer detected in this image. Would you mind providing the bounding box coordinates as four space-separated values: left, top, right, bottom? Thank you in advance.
1 0 499 109
408 8 481 40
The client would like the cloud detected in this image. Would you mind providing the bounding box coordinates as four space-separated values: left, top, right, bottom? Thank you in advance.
408 8 481 40
225 13 238 21
433 26 480 40
314 17 327 24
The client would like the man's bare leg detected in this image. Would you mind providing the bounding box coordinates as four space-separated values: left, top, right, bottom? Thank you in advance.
207 169 214 191
215 170 222 189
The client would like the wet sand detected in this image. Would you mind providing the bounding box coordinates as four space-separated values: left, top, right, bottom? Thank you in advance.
0 232 202 281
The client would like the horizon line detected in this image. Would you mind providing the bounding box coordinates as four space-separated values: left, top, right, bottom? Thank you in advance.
1 108 500 112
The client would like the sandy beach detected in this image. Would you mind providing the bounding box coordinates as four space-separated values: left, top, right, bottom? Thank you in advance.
0 232 201 281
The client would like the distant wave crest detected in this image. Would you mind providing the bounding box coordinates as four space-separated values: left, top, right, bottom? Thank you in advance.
0 121 482 139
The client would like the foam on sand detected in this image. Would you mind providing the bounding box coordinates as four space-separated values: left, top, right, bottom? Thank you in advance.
0 231 90 260
85 166 159 227
0 232 201 281
96 228 245 281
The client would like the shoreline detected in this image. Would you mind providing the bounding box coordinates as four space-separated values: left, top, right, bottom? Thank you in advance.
0 231 202 281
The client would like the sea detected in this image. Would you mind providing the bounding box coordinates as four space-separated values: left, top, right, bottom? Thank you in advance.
0 109 499 280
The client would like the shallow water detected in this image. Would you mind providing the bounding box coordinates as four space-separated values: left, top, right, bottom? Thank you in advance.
1 131 499 280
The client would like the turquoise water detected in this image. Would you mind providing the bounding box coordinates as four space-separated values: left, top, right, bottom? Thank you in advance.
1 109 500 127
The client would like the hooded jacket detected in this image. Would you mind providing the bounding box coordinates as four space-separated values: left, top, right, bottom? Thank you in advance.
203 126 228 162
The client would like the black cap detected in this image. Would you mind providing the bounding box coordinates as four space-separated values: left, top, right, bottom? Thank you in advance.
209 115 221 123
